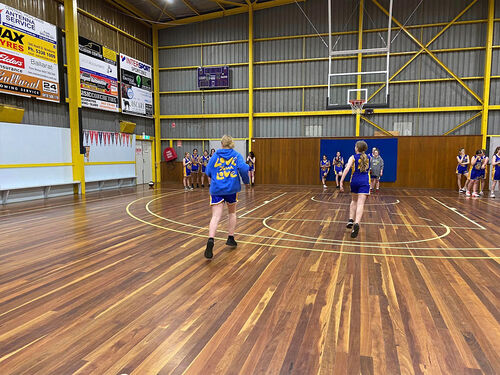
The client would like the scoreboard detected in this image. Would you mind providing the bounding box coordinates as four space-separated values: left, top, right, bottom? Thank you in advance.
197 66 229 89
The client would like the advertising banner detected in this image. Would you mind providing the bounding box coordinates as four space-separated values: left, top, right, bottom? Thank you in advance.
79 36 118 112
119 53 152 117
0 3 59 102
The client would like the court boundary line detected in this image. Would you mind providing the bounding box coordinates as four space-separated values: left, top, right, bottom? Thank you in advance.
242 216 479 230
261 216 452 246
126 194 500 258
430 197 486 230
311 196 400 206
238 193 287 218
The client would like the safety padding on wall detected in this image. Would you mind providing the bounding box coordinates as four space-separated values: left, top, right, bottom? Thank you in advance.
163 147 177 162
120 120 136 134
0 105 24 123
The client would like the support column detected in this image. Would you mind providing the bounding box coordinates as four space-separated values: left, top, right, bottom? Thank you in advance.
64 0 85 195
153 25 162 182
248 4 254 151
481 0 494 148
355 0 364 137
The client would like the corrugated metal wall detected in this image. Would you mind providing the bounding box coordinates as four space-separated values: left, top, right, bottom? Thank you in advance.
158 0 499 139
0 0 154 135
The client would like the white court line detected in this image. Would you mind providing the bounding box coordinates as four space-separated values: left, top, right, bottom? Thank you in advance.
241 216 478 230
237 193 287 218
311 196 400 206
430 197 486 230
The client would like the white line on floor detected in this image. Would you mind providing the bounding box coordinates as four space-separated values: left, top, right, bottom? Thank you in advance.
430 197 486 230
238 193 287 218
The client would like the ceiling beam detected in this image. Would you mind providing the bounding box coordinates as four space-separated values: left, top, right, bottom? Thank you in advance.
104 0 153 27
209 0 248 8
181 0 201 15
144 0 177 20
158 0 304 29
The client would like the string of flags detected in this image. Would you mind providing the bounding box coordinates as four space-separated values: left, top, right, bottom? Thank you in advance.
83 131 133 147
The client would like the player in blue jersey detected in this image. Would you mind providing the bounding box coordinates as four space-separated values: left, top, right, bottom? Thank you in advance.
490 146 500 198
320 155 331 188
456 148 469 193
182 152 193 191
204 135 250 259
333 151 344 189
339 140 370 238
466 150 484 198
479 149 489 196
247 151 256 186
190 148 200 188
200 150 210 188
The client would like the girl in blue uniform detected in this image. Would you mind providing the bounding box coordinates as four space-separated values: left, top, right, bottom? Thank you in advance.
491 146 500 198
333 151 344 189
201 150 210 188
456 148 469 193
182 152 193 191
479 149 489 196
247 151 256 186
191 148 200 188
204 135 249 259
339 141 370 238
320 155 331 188
466 150 484 197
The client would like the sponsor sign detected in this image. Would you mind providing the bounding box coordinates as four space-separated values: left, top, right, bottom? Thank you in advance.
119 53 152 117
79 36 118 112
0 3 59 102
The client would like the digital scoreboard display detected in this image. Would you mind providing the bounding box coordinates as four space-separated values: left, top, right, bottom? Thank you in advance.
197 66 229 89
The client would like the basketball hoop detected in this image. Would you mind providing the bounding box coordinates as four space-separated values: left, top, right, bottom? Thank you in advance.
349 99 366 115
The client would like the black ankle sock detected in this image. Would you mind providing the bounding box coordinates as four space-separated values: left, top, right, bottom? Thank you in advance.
208 237 214 243
228 235 234 240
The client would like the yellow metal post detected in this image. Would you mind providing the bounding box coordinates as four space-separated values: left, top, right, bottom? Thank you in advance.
64 0 85 195
248 4 254 151
482 0 494 148
356 0 364 137
153 25 162 182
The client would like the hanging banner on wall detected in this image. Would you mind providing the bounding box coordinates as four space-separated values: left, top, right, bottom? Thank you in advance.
79 36 118 112
0 3 60 102
119 53 153 118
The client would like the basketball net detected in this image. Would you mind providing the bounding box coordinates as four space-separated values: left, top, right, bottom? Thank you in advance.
349 99 366 115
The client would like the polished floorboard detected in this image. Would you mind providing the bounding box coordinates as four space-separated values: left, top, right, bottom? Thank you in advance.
0 184 499 374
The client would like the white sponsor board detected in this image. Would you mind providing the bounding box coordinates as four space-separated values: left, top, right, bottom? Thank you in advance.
119 53 153 117
0 2 60 102
79 36 119 112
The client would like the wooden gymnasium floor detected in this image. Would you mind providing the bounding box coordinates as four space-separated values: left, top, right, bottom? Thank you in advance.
0 184 499 375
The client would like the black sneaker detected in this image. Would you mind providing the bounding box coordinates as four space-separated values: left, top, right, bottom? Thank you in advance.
205 238 214 259
251 183 255 187
191 184 194 189
201 184 205 188
336 185 340 189
197 184 200 188
226 236 237 247
346 219 354 228
351 223 360 238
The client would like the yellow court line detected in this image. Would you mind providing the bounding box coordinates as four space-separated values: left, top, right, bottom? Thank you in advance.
143 195 492 249
125 194 500 258
242 216 479 230
311 196 400 206
261 216 452 246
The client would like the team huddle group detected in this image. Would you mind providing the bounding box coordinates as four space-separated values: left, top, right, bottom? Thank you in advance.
456 146 500 198
320 147 385 193
182 149 256 191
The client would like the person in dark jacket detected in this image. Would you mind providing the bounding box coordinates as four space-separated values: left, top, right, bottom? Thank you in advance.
204 135 250 259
